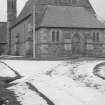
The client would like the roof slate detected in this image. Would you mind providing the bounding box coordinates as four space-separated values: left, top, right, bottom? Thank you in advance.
10 0 105 29
40 6 105 29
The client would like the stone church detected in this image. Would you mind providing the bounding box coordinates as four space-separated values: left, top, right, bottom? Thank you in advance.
7 0 105 59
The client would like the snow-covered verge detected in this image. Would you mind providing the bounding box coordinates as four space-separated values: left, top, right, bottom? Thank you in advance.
9 82 48 105
3 60 61 77
2 59 105 105
0 62 16 78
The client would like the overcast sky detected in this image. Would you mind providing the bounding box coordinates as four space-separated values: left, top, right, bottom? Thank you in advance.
0 0 105 22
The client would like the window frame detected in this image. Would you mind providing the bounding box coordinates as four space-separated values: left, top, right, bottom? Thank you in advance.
52 31 56 42
96 32 99 42
56 30 60 41
51 30 60 42
93 32 100 42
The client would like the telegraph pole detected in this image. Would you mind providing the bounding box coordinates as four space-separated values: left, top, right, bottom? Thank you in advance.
33 5 36 59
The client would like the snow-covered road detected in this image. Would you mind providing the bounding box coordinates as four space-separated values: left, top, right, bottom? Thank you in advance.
2 59 105 105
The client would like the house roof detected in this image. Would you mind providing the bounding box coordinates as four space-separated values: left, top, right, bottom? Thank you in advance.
0 22 7 43
10 0 105 29
40 6 105 29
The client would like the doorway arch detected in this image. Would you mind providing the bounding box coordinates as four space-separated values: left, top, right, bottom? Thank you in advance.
72 32 81 55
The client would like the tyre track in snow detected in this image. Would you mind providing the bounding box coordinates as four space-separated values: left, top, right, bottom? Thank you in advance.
0 61 22 79
26 82 55 105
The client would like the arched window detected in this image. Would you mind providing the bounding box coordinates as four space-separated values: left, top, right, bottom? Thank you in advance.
16 33 20 44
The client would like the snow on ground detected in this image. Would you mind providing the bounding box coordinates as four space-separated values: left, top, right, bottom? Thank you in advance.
51 60 105 92
2 59 105 105
0 62 16 78
3 60 62 77
29 75 105 105
9 82 48 105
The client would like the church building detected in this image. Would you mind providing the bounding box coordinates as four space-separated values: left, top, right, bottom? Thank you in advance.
7 0 105 59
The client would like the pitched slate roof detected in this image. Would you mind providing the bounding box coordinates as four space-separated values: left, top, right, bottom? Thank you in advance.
10 0 95 29
10 0 104 29
0 22 7 43
40 6 105 29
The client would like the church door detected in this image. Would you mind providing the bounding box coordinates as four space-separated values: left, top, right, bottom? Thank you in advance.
72 32 81 55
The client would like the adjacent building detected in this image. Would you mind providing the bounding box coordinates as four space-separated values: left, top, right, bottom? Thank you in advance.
7 0 105 59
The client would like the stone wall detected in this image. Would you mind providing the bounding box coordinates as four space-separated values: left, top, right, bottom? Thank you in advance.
11 21 105 59
36 28 105 59
10 15 33 56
